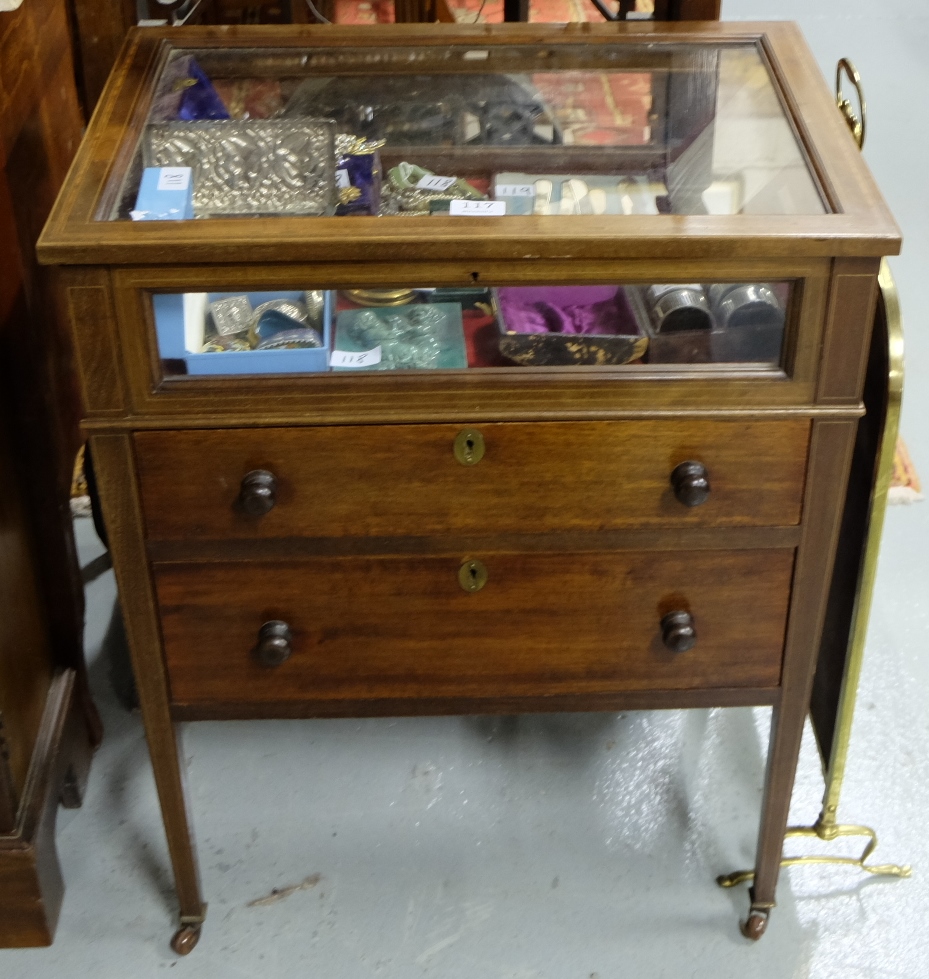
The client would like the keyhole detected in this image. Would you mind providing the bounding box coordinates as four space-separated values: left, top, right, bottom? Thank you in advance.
458 558 488 592
454 429 484 466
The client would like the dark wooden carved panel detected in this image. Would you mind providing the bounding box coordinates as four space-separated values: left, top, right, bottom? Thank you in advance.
670 0 721 18
1 0 100 947
1 0 90 718
0 399 55 819
69 0 138 114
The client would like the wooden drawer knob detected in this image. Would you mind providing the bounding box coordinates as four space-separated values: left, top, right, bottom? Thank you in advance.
240 469 277 516
661 611 696 653
254 620 292 666
670 461 710 507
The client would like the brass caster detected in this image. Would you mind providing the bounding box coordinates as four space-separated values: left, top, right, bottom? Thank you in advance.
170 924 201 955
740 907 770 941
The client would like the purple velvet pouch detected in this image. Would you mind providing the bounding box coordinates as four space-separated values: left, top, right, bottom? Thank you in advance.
334 134 383 217
178 59 231 121
150 55 230 123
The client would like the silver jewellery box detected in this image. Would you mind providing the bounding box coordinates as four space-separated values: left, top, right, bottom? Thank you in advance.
144 118 338 217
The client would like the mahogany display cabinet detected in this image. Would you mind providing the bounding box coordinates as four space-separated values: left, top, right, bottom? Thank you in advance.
38 21 900 953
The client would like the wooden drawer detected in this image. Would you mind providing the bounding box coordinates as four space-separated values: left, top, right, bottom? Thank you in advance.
136 420 809 541
156 549 794 708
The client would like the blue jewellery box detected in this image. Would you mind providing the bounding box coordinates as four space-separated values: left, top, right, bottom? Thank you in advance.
132 167 195 221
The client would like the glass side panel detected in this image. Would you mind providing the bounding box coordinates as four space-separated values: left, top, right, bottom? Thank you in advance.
109 41 825 221
152 281 793 378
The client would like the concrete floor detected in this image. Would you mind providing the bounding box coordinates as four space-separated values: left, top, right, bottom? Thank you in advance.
6 1 929 975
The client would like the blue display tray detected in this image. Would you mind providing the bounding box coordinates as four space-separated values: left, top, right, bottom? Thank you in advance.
152 290 332 375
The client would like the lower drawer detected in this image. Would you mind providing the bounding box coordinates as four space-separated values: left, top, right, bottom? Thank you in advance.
156 549 794 707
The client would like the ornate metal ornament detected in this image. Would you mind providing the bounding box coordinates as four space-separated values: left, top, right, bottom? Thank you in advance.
209 295 252 336
256 329 323 350
144 119 338 217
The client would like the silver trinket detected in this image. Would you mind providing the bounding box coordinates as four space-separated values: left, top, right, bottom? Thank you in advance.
247 299 310 347
209 295 253 337
303 290 326 330
256 328 323 350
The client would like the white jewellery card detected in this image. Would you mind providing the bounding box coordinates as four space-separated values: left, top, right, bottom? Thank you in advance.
157 167 192 191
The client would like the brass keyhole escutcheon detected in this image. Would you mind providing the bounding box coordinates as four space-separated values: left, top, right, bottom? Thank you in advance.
458 559 488 593
453 428 485 466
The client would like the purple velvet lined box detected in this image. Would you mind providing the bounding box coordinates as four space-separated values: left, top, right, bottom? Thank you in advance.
496 286 646 366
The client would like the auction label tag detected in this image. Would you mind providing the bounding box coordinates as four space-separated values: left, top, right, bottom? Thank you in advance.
449 199 506 217
495 184 535 198
417 175 457 192
330 347 382 368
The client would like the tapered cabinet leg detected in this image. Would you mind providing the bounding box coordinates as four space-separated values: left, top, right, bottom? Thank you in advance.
89 435 207 946
747 706 802 912
740 420 860 937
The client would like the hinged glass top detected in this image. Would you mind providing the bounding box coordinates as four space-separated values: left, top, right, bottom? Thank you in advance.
109 39 826 222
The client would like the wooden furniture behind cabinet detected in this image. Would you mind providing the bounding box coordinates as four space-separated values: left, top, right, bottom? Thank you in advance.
0 0 100 947
39 22 900 954
70 0 722 114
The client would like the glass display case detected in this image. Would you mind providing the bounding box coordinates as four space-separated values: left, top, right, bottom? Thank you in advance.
89 32 828 380
39 22 900 956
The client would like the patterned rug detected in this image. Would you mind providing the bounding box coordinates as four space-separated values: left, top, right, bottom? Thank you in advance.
332 0 647 23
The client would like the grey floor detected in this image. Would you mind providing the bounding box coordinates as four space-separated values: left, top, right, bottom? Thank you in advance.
7 1 929 975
